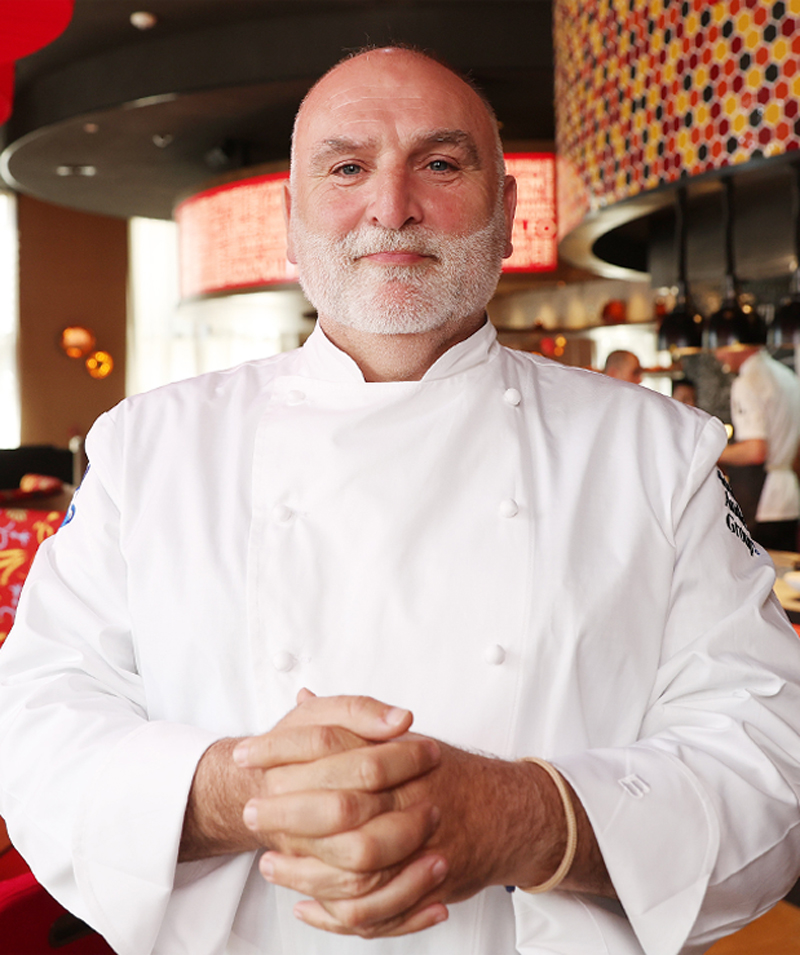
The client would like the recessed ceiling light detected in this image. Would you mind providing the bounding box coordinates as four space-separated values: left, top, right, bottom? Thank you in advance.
130 11 157 30
152 133 173 148
83 122 99 134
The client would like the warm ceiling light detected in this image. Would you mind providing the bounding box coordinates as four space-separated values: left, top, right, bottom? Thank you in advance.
130 11 157 30
60 325 95 358
85 350 113 379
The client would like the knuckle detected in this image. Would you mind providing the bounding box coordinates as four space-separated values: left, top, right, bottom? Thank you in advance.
333 789 363 829
347 695 377 722
340 868 383 897
357 753 387 791
344 831 380 871
335 900 371 931
312 724 342 756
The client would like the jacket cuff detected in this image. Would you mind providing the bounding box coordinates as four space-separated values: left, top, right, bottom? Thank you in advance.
73 720 220 955
553 745 719 955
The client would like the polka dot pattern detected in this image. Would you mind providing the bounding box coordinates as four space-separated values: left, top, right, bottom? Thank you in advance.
554 0 800 226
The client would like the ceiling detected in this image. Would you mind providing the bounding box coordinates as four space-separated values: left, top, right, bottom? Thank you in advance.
0 0 554 220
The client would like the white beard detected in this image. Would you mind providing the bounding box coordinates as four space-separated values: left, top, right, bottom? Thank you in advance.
290 202 508 335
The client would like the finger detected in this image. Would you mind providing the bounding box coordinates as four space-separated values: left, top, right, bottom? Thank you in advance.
296 687 316 704
294 889 449 938
285 802 440 872
244 788 395 838
263 737 441 796
319 855 449 931
233 723 369 770
259 852 400 900
277 694 414 740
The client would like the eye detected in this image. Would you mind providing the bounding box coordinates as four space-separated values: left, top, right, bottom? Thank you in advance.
334 163 363 176
427 159 456 172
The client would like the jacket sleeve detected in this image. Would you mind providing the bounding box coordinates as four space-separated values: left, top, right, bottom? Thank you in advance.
552 415 800 955
0 412 225 955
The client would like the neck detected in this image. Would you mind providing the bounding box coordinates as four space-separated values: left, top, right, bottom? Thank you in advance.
318 313 487 381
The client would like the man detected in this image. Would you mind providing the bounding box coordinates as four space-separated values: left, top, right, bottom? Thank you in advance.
717 343 800 551
602 349 643 384
1 47 800 955
671 377 696 407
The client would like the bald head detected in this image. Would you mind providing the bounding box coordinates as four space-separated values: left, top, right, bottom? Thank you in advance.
603 350 643 385
291 47 506 191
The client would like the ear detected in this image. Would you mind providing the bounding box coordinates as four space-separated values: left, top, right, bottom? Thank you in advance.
283 179 297 264
502 174 517 259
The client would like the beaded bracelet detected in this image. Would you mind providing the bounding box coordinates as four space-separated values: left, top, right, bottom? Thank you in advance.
518 757 578 894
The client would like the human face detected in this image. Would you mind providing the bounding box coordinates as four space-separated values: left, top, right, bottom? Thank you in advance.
286 50 516 336
672 383 696 406
622 356 643 384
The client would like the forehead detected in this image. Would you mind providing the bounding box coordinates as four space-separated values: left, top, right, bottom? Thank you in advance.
294 51 497 160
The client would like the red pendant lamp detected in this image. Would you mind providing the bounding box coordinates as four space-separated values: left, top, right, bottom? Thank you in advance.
0 61 12 126
0 0 74 125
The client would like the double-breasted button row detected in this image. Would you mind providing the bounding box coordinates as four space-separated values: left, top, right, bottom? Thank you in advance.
270 644 509 672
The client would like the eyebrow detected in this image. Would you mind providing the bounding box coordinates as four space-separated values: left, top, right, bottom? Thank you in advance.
308 128 482 171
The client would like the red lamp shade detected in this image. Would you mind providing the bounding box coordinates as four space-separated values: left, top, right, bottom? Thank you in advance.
0 61 12 127
0 0 74 62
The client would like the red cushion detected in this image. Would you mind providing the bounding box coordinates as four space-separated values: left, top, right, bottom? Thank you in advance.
0 871 114 953
0 508 64 648
0 845 30 880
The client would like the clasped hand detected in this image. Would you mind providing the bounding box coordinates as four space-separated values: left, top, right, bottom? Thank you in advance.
230 690 563 938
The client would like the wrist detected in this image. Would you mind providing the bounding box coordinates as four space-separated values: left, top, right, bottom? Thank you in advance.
516 758 577 893
179 737 262 862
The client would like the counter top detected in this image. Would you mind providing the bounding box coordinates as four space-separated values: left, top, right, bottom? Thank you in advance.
769 550 800 624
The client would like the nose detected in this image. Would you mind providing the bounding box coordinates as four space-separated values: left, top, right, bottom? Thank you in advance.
366 166 423 231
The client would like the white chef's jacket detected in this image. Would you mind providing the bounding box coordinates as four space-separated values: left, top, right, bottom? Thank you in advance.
1 322 800 955
730 349 800 522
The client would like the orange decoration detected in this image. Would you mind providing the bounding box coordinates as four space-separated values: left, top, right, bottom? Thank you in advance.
85 350 113 379
60 325 96 359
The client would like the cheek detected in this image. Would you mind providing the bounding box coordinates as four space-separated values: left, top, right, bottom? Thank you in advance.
423 183 497 234
305 188 365 237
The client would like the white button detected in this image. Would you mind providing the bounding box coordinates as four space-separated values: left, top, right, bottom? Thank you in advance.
272 504 293 523
503 388 522 406
286 390 306 405
498 499 519 518
484 643 506 665
272 650 296 672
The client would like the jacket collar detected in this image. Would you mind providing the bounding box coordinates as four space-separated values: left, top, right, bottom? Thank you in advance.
299 317 498 383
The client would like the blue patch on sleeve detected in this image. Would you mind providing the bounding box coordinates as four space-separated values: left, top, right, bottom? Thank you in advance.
59 463 90 528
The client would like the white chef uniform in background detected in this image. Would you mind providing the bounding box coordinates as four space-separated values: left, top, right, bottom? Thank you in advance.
0 322 799 955
729 348 800 522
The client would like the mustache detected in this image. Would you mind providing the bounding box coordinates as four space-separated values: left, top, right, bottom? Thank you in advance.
339 227 442 260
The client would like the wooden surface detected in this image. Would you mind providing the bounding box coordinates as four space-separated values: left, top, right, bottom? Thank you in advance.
707 902 800 955
770 550 800 621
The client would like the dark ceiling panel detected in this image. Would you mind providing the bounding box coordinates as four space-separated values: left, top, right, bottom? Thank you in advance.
1 0 553 219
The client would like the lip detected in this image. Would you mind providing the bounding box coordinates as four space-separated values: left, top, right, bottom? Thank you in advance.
359 251 432 265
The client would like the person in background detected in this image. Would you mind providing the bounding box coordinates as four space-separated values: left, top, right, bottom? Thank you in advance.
602 349 642 384
717 343 800 552
1 46 800 955
671 377 697 407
